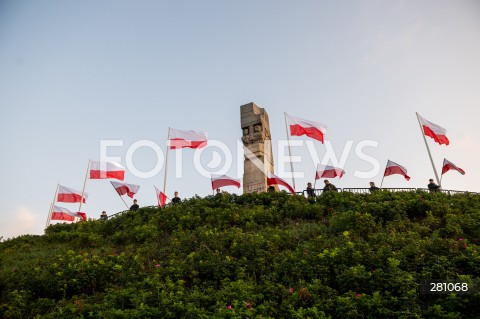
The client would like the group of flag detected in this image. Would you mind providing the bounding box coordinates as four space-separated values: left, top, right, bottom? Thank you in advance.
47 113 467 226
262 113 466 193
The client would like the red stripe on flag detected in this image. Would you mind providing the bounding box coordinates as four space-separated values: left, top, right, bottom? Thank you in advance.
51 212 76 221
90 170 125 180
169 138 207 149
290 124 325 143
267 174 295 194
57 193 86 203
384 166 410 181
423 125 449 146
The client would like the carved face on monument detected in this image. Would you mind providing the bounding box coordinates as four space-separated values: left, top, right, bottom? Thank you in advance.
254 124 262 132
243 127 249 136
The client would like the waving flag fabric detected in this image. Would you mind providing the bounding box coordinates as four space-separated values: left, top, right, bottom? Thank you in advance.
168 128 208 149
384 160 410 181
267 172 295 194
51 206 86 221
417 113 449 146
154 186 167 207
442 158 465 175
285 113 327 143
315 164 345 180
211 174 241 190
111 181 140 198
90 161 125 180
57 185 88 203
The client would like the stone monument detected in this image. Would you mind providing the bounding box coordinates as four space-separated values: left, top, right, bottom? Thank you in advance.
241 102 277 193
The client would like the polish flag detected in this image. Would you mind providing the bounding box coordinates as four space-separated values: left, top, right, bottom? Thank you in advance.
417 113 449 146
285 113 327 143
51 206 87 221
384 160 410 181
90 161 125 180
442 158 465 175
57 185 88 203
111 181 140 198
154 186 168 207
211 174 241 190
267 172 295 194
168 128 207 149
315 164 345 180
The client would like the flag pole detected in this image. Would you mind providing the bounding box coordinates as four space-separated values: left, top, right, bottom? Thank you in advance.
45 183 59 230
163 127 171 195
110 181 130 209
380 164 386 188
284 113 296 190
380 175 386 189
416 112 441 186
79 160 91 213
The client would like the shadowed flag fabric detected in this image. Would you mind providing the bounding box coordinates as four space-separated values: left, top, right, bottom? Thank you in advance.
51 206 87 221
315 164 345 179
154 186 167 207
417 114 449 146
384 160 410 181
267 172 295 194
211 174 241 190
285 113 327 143
111 181 140 198
90 161 125 180
442 158 465 175
169 128 207 149
57 185 88 203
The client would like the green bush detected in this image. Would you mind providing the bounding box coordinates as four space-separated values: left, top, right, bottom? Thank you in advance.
1 192 480 318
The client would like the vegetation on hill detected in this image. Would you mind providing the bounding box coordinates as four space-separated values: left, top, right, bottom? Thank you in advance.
1 191 480 318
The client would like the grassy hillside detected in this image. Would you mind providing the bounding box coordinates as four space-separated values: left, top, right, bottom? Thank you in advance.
1 191 480 318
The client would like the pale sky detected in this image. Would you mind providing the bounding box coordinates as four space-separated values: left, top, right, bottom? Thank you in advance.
1 0 479 239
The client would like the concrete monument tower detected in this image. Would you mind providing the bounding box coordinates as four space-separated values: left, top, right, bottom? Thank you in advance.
241 102 277 193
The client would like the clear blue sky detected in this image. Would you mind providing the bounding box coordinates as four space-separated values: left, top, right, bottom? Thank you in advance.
1 0 479 239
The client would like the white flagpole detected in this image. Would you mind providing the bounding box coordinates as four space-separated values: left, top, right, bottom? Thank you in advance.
416 112 441 186
45 183 59 230
380 175 386 189
284 113 296 191
163 127 171 194
380 163 386 188
154 186 160 206
110 181 130 209
79 160 91 213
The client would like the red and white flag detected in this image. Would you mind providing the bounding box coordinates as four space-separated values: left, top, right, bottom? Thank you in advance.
442 158 465 175
211 174 241 190
384 160 410 181
111 181 140 198
267 172 295 194
417 113 449 146
285 113 327 143
57 185 88 203
90 161 125 180
154 186 168 207
315 164 345 180
168 128 207 149
51 205 87 221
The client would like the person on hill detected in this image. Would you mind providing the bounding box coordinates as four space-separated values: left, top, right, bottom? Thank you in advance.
130 199 139 211
428 179 440 192
100 211 108 221
322 180 338 193
172 191 181 204
306 182 316 198
369 182 379 192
